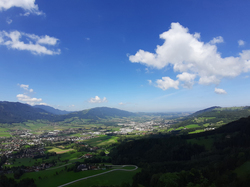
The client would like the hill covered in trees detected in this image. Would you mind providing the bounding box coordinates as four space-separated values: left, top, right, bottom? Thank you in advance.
0 101 55 123
33 105 72 115
110 115 250 187
0 101 135 124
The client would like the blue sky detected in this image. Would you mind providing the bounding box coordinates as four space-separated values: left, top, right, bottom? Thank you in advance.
0 0 250 112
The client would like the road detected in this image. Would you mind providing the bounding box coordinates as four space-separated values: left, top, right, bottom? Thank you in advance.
57 165 138 187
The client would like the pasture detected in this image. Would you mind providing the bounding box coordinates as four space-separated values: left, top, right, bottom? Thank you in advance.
83 135 118 147
188 129 204 134
68 167 141 187
47 147 74 154
185 124 200 128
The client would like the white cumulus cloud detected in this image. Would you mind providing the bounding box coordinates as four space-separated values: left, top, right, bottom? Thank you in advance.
214 88 227 94
38 103 49 106
176 72 196 88
156 77 179 90
0 30 60 55
16 94 42 105
209 36 224 44
19 84 34 92
6 17 12 24
238 40 245 46
129 22 250 90
88 96 108 103
0 0 44 15
17 84 45 105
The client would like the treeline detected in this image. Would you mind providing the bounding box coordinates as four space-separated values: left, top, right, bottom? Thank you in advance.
110 136 205 165
0 175 36 187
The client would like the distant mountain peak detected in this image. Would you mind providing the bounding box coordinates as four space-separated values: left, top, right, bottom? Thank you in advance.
33 105 72 115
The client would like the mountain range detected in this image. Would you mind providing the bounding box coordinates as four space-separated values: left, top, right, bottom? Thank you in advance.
33 105 72 115
0 101 135 123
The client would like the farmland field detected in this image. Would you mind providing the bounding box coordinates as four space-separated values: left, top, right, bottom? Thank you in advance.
185 124 200 128
188 129 204 134
47 147 74 154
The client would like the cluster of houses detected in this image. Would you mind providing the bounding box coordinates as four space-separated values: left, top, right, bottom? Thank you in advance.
0 134 99 157
1 162 56 174
77 164 105 171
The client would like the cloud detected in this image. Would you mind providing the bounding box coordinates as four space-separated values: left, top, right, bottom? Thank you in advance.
176 72 196 88
0 0 44 16
209 36 224 44
129 22 250 90
119 102 125 105
214 88 227 94
238 40 245 46
0 30 61 55
20 12 30 16
6 18 12 24
16 94 42 105
17 84 45 105
18 84 33 92
88 96 108 103
155 77 179 90
38 103 49 106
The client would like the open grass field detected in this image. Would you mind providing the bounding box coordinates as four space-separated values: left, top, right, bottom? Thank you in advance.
7 158 37 167
48 147 74 154
22 168 114 187
185 124 200 128
58 151 82 161
70 133 86 137
0 127 11 137
176 126 184 130
68 167 141 187
0 127 8 131
167 128 174 132
0 132 11 137
203 123 210 127
188 129 204 134
97 136 119 146
83 135 118 147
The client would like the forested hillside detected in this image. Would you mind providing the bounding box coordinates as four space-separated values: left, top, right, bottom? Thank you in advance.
0 101 55 123
0 102 135 124
110 115 250 187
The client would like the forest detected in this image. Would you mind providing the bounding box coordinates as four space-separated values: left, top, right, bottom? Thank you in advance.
107 116 250 187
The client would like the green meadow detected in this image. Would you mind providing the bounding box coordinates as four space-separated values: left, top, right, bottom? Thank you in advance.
188 129 204 134
68 167 141 187
0 127 11 137
185 124 200 128
83 135 118 147
18 167 110 187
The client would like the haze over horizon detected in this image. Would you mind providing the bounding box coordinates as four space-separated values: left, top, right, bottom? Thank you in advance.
1 0 250 112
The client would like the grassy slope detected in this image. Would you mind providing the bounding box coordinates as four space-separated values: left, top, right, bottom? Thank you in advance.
68 168 141 187
16 166 140 187
83 135 118 147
